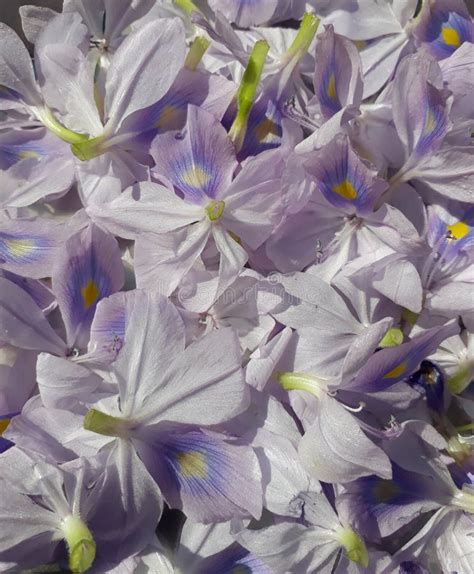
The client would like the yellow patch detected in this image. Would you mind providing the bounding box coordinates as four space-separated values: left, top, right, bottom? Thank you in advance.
17 150 40 160
177 450 207 479
231 567 251 574
0 418 10 435
441 26 461 47
332 179 357 200
447 221 469 240
81 280 100 310
354 40 367 51
181 165 210 189
327 73 337 100
5 238 35 258
383 362 408 379
254 117 279 142
424 109 437 134
374 480 399 503
154 105 184 130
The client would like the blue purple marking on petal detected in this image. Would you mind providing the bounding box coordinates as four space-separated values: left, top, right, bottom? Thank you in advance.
197 543 273 574
414 87 450 157
423 9 474 59
0 233 49 265
319 66 341 117
162 431 224 488
67 253 114 334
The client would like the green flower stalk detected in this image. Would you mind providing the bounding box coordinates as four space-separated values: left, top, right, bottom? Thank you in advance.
61 515 96 574
286 13 320 61
185 36 211 70
84 408 133 437
36 107 90 145
334 527 369 568
379 327 404 348
229 40 270 152
277 371 329 398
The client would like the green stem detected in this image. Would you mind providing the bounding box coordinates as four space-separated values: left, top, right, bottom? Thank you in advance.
379 327 404 348
286 13 320 60
185 36 211 71
83 408 129 437
61 515 96 574
229 40 270 152
276 371 328 398
174 0 200 14
36 107 90 145
334 527 369 568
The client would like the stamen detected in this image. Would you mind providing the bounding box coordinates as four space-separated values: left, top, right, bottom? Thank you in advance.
341 401 365 413
282 99 319 131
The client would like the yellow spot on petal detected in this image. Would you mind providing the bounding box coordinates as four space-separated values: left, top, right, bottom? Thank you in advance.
17 150 40 160
0 418 10 435
177 450 207 478
181 165 210 189
442 26 461 47
154 105 184 130
81 280 100 310
447 221 469 240
332 179 357 200
383 362 408 379
374 480 400 503
327 73 337 100
5 238 35 258
354 40 367 51
254 117 280 142
424 109 437 134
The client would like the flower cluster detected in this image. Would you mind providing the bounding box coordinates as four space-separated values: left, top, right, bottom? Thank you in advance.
0 0 473 572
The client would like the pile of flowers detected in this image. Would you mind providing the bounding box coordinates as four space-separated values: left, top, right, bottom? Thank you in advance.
0 0 473 572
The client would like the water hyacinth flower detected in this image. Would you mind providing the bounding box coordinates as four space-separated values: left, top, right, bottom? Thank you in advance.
0 450 99 573
266 134 421 276
89 104 285 308
80 291 263 523
0 1 473 571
